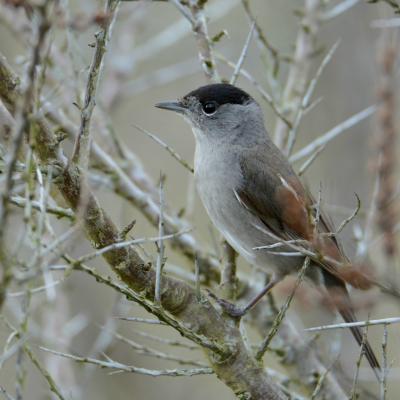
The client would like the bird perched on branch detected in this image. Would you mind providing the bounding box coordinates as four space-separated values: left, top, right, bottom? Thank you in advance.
156 83 380 378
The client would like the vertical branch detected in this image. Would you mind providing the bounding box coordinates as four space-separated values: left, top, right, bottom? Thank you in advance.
273 0 323 149
155 177 165 306
380 324 388 400
349 326 368 400
71 0 120 169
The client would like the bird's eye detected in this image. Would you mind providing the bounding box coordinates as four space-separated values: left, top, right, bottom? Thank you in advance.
202 101 218 115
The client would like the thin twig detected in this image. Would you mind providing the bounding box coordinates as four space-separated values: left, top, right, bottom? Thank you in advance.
40 347 213 377
71 0 120 167
215 52 292 127
380 324 388 400
290 105 377 163
335 193 361 234
349 325 369 400
155 177 165 306
65 258 229 355
322 0 360 20
133 124 194 173
9 196 74 220
305 316 400 332
129 329 198 350
75 228 190 264
24 345 66 400
116 316 166 325
273 0 323 149
0 387 15 400
230 21 255 85
256 257 310 360
297 144 325 176
170 0 219 82
194 256 201 301
109 329 207 367
240 0 284 76
286 40 340 156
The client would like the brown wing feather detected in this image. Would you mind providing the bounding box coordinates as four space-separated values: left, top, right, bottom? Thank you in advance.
237 144 380 376
237 145 372 289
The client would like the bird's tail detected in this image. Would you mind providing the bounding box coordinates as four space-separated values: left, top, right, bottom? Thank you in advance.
322 270 381 382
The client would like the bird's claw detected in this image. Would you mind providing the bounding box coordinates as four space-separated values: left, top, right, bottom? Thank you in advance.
206 290 246 318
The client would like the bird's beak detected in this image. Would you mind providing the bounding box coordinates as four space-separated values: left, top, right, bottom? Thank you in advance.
155 101 186 114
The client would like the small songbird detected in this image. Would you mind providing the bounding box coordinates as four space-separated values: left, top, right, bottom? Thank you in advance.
156 83 380 376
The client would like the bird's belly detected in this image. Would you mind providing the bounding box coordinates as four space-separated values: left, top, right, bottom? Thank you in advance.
198 181 303 277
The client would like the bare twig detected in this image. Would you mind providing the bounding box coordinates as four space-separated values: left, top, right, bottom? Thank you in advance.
230 21 256 85
155 178 166 306
133 124 194 173
215 52 292 127
380 324 388 400
240 0 284 77
116 316 166 325
297 144 325 176
71 0 120 167
322 0 360 20
273 0 323 149
109 329 207 367
9 196 74 220
256 257 310 360
23 345 66 400
290 105 377 163
40 347 213 377
305 316 400 332
349 325 369 400
75 229 190 264
285 40 340 156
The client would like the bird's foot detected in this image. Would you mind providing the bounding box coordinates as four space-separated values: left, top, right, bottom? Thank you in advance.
207 277 280 318
207 290 246 318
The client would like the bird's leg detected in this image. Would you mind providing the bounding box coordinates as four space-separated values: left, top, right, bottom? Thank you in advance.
209 277 280 318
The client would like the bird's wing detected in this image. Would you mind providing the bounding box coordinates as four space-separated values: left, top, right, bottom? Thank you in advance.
237 144 381 375
236 144 370 288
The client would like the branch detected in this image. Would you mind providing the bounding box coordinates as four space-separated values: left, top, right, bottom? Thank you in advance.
0 54 287 400
170 0 220 82
71 0 120 167
273 0 323 149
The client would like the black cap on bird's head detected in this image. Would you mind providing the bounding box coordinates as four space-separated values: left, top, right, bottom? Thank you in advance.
155 83 253 116
184 83 251 107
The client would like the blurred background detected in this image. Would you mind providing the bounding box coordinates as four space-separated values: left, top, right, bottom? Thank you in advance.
0 0 399 399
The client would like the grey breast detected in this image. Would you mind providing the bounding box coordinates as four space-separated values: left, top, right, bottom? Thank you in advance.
194 142 302 277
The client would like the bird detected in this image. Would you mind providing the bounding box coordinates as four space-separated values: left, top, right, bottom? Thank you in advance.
155 83 380 377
